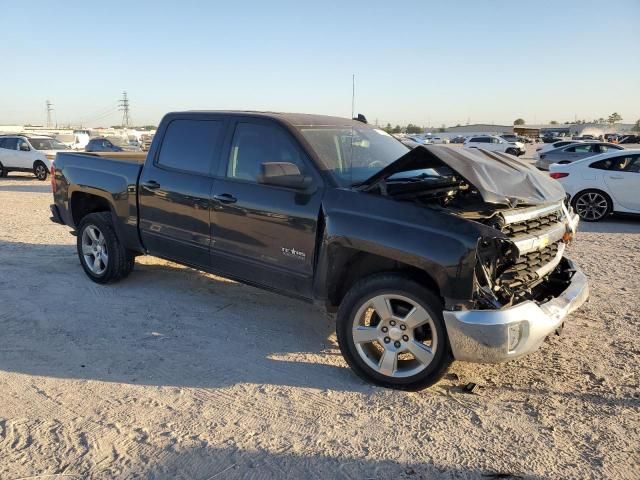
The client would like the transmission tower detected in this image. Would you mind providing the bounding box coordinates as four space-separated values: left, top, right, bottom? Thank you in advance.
119 91 131 128
46 100 54 128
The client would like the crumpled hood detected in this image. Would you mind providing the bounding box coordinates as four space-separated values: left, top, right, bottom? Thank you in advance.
359 145 565 207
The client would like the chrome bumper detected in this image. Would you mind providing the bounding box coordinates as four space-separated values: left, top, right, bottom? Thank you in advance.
443 258 589 363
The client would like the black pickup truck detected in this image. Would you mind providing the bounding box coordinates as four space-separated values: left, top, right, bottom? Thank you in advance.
50 111 589 390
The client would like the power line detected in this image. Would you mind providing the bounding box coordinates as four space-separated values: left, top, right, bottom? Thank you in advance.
119 91 131 127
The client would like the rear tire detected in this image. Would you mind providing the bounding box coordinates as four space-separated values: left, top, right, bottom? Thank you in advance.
77 212 134 283
0 162 7 178
336 273 452 391
571 189 612 222
34 161 48 181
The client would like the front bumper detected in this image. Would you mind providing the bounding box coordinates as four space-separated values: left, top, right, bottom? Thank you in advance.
443 258 589 363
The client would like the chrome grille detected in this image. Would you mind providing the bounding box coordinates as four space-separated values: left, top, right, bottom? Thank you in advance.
499 242 560 288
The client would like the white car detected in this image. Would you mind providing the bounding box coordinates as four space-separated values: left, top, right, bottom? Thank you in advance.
463 135 525 156
549 149 640 221
0 135 69 180
426 136 449 144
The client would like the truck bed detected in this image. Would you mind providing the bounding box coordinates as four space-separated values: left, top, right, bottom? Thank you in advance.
52 151 145 251
77 151 147 164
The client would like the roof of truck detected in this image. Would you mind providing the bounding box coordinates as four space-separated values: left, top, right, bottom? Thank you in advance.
183 111 366 128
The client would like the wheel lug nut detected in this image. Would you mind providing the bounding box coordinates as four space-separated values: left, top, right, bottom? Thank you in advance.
394 341 401 348
402 335 409 342
400 324 406 330
381 326 388 333
384 337 390 344
390 320 396 326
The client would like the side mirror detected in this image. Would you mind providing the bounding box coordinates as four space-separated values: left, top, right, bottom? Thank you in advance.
19 143 30 151
258 162 312 189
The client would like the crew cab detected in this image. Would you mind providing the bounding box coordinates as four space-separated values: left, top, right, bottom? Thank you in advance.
50 111 589 390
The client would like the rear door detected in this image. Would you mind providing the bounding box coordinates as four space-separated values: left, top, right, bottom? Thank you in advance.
603 153 640 211
209 118 324 298
138 115 227 268
0 137 20 168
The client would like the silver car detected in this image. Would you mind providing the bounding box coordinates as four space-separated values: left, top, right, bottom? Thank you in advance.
535 142 624 170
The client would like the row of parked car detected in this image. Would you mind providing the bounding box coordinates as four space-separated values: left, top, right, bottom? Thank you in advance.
0 133 153 180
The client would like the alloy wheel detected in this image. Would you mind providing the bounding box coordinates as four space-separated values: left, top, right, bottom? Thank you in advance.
351 294 438 378
575 192 608 221
35 164 47 180
81 225 108 275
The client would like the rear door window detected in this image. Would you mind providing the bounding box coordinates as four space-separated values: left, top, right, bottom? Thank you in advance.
157 119 225 176
566 144 592 153
1 138 18 150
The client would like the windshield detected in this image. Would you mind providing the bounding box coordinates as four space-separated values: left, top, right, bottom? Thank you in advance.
298 125 409 186
29 138 69 150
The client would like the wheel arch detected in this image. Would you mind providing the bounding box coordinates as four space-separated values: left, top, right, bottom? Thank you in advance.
70 191 114 227
322 246 442 311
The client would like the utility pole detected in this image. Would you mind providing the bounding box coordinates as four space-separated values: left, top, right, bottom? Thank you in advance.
46 100 54 128
119 91 131 128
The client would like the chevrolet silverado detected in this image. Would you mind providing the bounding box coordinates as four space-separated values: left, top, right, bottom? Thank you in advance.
50 111 589 390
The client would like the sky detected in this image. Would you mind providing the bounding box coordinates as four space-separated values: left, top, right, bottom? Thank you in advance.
1 0 639 128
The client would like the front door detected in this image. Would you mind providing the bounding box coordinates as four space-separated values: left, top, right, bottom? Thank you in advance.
210 119 324 298
138 116 227 268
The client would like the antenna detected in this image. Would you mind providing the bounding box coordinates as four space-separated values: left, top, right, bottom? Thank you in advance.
46 100 54 128
351 74 355 119
119 91 131 128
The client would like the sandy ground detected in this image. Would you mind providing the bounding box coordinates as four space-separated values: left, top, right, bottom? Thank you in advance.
0 173 638 480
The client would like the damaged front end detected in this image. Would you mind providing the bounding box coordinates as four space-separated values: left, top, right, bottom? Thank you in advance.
473 201 580 310
358 145 589 362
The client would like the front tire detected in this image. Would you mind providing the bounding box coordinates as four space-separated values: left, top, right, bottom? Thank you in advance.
0 162 7 178
505 148 518 156
572 189 612 222
34 161 48 181
336 274 452 390
77 212 134 283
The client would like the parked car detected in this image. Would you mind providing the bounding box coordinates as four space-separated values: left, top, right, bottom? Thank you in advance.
73 130 91 150
85 137 124 152
50 111 587 390
140 134 154 151
85 137 140 153
501 134 532 144
450 136 466 144
619 135 640 145
535 142 624 170
533 140 584 160
427 136 449 144
463 135 525 156
0 134 68 180
549 150 640 221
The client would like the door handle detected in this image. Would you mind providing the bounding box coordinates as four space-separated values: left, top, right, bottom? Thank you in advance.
608 176 623 180
142 180 161 190
213 193 237 204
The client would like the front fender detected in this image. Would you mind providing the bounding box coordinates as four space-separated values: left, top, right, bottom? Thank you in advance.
314 190 490 305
